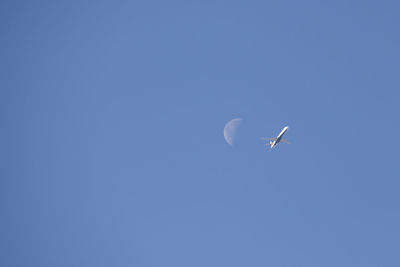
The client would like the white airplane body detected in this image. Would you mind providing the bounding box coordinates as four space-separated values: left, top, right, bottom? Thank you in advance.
262 126 290 148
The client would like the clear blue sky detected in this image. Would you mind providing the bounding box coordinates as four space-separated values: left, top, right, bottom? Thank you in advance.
1 1 400 266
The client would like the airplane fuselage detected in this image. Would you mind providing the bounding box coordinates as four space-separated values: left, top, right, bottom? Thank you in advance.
270 126 288 148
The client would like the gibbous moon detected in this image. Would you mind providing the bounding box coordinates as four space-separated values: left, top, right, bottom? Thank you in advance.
224 118 242 145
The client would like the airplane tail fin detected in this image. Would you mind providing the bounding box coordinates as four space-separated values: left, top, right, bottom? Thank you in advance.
264 141 274 148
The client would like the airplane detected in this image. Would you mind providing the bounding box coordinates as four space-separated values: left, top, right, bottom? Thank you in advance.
261 126 290 148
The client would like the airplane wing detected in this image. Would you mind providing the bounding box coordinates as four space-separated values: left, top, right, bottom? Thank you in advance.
261 137 277 141
280 138 290 144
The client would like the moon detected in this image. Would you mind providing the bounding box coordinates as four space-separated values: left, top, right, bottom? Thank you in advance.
224 118 242 145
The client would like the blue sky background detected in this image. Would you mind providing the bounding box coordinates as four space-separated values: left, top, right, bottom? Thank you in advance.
1 0 400 266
